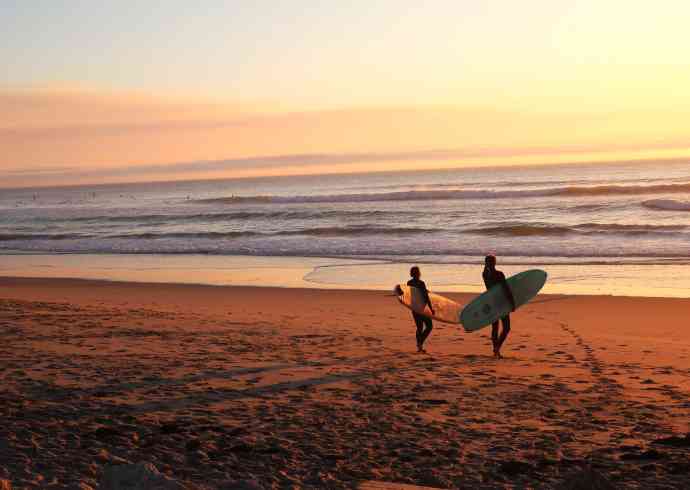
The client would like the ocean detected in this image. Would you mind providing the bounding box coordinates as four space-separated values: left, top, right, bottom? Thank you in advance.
2 160 690 296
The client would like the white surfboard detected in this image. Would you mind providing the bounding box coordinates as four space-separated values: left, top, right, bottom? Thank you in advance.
394 284 461 325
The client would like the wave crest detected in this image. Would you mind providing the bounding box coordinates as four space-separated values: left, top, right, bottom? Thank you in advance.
0 233 87 240
467 223 686 237
197 182 690 205
55 209 416 224
642 199 690 212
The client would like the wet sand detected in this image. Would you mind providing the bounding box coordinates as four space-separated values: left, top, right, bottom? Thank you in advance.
1 277 689 489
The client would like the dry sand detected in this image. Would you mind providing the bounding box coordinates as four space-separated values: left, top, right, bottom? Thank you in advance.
1 277 689 489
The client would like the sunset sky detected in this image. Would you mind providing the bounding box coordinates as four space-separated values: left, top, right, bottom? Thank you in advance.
2 1 690 187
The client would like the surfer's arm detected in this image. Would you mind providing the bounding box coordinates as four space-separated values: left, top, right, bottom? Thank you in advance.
482 270 491 291
421 283 435 314
428 299 435 315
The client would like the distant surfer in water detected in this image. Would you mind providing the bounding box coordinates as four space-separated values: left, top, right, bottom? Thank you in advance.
483 255 516 358
407 266 435 353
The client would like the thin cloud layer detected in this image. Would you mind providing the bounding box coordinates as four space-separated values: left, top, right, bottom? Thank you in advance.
2 89 690 187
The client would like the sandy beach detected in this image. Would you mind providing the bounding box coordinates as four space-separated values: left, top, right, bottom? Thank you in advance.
1 277 689 489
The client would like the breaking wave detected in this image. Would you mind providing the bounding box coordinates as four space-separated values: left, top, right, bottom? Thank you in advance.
197 182 690 205
108 226 440 239
2 222 685 242
642 199 690 212
0 226 440 241
467 223 686 237
0 233 88 240
50 210 419 224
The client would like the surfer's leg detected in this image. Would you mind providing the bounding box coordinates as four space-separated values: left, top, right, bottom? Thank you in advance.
419 317 433 349
413 314 424 351
491 321 500 356
497 315 511 353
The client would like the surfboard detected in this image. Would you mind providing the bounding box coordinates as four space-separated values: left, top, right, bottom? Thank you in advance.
394 284 461 325
459 269 547 332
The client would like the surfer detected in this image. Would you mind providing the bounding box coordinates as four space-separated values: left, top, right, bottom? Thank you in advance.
483 255 516 358
407 266 435 353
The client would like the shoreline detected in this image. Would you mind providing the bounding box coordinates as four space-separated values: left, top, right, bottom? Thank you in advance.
3 274 690 302
2 252 690 298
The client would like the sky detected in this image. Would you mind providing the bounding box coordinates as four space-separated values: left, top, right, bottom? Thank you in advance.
2 0 690 187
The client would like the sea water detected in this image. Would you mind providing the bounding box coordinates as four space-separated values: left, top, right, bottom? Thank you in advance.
1 160 689 296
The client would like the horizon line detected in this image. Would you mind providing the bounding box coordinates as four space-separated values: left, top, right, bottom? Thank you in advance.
2 154 687 192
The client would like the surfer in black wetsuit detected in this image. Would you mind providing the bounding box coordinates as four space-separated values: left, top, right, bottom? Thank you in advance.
407 266 435 353
483 255 516 358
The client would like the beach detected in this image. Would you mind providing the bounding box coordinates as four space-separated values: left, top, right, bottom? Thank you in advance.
1 277 689 489
5 2 690 488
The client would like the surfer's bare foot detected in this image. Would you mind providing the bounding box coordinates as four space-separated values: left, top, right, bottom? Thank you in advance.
494 349 502 359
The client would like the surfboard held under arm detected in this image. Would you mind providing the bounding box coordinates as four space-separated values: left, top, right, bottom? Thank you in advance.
460 269 547 332
394 284 462 325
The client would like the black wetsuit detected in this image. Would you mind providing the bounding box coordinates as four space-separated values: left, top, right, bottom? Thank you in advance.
407 278 433 348
482 267 514 353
